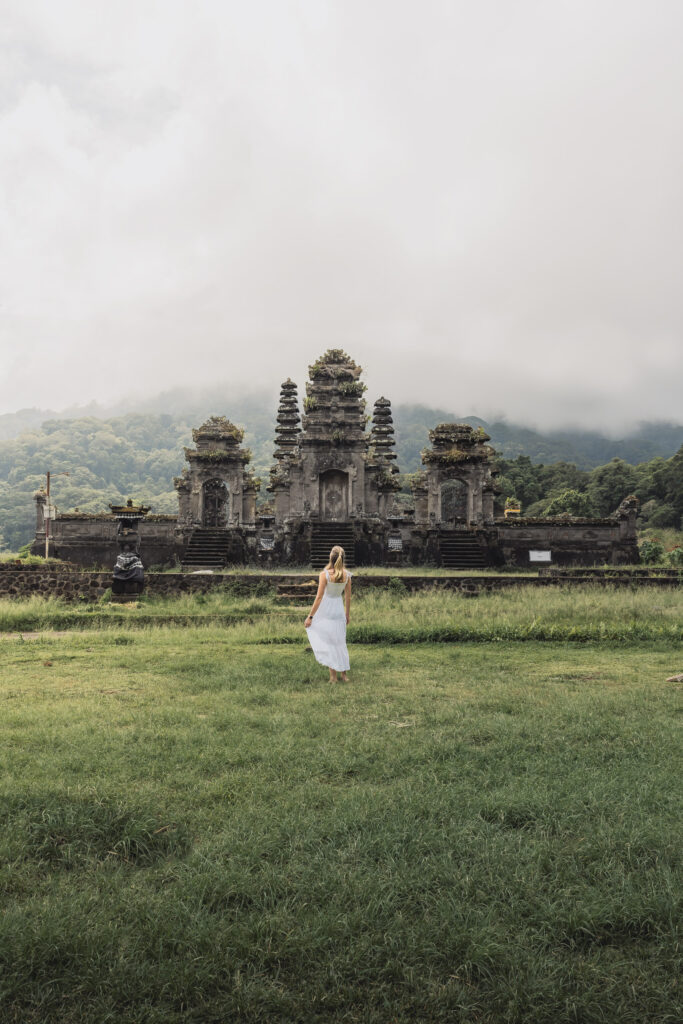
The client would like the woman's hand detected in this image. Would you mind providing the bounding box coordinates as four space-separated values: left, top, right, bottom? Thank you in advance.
345 613 350 625
305 615 312 628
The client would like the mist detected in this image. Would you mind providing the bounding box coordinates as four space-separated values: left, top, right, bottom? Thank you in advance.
1 1 681 432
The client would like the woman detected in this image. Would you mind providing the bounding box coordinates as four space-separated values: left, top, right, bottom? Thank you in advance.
304 545 351 683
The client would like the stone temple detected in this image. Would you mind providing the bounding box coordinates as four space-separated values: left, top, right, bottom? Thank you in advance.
34 349 639 568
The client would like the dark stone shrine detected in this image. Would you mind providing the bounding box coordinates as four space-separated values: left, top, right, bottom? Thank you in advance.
33 349 640 569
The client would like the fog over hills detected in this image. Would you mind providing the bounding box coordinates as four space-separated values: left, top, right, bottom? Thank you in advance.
2 386 681 552
1 388 682 470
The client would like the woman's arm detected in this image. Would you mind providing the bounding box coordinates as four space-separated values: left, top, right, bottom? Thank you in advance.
345 574 351 624
304 572 327 628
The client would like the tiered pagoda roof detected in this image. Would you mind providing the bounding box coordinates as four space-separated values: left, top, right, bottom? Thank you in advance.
300 349 367 446
369 396 397 464
273 378 301 465
191 416 245 451
183 416 250 465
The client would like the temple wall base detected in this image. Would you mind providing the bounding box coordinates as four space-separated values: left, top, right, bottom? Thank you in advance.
32 514 639 570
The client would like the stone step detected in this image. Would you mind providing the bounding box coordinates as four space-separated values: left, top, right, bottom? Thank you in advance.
183 557 228 565
310 523 356 568
184 548 230 554
184 542 229 548
183 552 228 558
438 534 487 569
182 527 235 571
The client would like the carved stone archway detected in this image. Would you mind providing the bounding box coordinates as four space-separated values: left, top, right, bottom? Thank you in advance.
202 479 229 527
319 470 348 521
440 479 469 525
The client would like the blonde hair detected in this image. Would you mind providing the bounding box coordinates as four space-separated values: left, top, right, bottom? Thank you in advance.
327 545 345 583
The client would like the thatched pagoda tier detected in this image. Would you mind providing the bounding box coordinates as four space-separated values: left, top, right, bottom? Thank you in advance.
369 396 397 463
191 416 245 452
422 423 494 465
273 378 301 462
301 349 367 445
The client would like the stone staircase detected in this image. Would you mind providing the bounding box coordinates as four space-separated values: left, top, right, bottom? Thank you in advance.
276 578 318 606
310 522 356 569
438 532 487 569
181 528 232 570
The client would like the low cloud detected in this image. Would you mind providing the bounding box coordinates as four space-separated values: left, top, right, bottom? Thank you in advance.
1 0 681 431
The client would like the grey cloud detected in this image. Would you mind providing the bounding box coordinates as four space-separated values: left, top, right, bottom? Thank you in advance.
0 0 681 432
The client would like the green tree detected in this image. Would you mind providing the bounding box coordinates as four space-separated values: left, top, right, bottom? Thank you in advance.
543 490 595 517
586 459 638 516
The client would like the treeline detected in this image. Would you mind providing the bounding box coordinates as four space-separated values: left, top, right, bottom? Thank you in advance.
493 452 683 526
0 415 184 552
0 406 681 552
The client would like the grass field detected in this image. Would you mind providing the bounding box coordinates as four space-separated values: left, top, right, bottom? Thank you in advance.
1 584 682 642
0 589 681 1022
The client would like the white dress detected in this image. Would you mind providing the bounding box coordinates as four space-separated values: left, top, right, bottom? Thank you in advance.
306 570 351 672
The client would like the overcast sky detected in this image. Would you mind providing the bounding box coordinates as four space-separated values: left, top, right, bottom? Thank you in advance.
1 0 681 431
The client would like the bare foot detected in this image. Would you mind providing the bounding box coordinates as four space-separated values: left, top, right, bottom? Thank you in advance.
340 673 348 682
329 672 337 684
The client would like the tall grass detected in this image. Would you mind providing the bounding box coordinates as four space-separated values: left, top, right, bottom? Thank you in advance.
0 592 275 632
1 586 681 644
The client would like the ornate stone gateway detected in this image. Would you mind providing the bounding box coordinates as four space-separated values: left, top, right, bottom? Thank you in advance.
202 479 229 527
319 470 348 521
419 423 497 527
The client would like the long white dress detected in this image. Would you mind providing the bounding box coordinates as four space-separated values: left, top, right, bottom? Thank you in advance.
306 570 351 672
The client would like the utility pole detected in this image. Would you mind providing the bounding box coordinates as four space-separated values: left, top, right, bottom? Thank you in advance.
45 471 50 560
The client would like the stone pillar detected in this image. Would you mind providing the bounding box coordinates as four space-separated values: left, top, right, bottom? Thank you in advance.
427 470 441 524
242 480 259 527
272 484 290 522
616 495 639 541
482 484 495 525
190 483 201 526
349 464 359 515
410 475 429 525
364 466 379 515
34 489 47 535
469 471 484 525
174 475 192 528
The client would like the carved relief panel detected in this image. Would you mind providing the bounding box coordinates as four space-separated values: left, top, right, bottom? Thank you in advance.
440 479 469 524
319 470 348 521
202 479 229 527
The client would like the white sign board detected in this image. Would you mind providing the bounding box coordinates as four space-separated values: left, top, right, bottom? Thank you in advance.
529 550 552 563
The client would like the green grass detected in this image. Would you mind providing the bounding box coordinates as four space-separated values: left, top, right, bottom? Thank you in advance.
0 625 681 1023
0 553 69 566
2 585 681 645
0 593 276 632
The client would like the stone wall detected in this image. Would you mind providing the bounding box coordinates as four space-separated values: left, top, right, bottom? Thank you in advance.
32 516 181 569
30 514 639 570
1 565 678 603
496 517 639 567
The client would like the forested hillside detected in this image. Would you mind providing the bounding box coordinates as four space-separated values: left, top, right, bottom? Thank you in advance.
0 400 681 550
393 406 683 472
